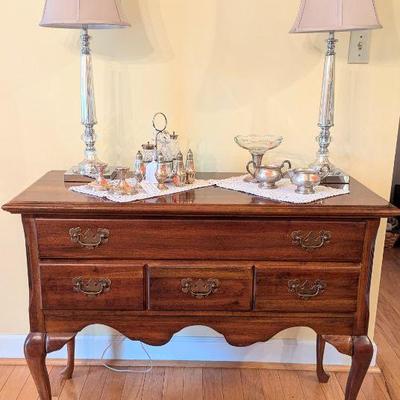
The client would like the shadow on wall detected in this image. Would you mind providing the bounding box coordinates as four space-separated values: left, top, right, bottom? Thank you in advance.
372 0 400 64
93 0 173 64
59 0 173 63
196 0 322 114
95 0 177 166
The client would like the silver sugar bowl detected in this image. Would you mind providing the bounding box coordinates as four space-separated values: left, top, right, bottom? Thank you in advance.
251 160 291 189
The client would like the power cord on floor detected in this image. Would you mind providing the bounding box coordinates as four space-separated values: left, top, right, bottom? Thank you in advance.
100 336 153 374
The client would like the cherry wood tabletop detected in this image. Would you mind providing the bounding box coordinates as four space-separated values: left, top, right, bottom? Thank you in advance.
2 171 398 218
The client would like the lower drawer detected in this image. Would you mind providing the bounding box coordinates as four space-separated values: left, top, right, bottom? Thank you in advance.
148 265 253 311
40 263 144 310
255 264 360 313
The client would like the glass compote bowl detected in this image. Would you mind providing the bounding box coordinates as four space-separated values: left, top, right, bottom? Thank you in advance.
234 135 283 182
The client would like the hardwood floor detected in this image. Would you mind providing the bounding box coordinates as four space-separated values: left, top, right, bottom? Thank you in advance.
375 249 400 400
1 248 399 400
0 365 390 400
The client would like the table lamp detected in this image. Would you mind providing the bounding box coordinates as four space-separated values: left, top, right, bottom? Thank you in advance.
40 0 131 177
290 0 381 183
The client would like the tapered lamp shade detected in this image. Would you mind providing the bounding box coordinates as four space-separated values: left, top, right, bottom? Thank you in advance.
40 0 130 29
290 0 381 33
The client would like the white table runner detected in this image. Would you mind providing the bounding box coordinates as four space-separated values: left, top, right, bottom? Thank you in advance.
70 175 349 204
215 175 350 204
70 179 215 203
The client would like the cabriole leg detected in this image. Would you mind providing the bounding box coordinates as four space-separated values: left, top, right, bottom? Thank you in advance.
24 333 51 400
345 336 373 400
61 337 75 379
317 334 330 383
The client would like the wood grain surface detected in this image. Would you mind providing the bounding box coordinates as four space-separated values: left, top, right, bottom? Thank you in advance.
2 171 398 218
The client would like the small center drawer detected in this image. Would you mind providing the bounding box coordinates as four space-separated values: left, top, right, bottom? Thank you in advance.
255 263 360 313
147 265 253 311
40 263 144 311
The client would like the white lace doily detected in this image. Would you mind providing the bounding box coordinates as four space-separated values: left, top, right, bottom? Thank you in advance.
70 179 215 203
215 175 350 204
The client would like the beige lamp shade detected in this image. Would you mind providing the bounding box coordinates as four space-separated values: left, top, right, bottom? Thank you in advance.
290 0 382 33
40 0 130 29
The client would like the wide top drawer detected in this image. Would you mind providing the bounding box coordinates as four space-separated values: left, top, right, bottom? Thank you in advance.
35 218 366 262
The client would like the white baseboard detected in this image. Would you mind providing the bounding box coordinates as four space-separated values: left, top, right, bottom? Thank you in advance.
0 334 377 366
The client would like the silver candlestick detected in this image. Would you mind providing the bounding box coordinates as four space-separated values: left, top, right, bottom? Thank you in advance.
309 32 349 184
76 27 102 176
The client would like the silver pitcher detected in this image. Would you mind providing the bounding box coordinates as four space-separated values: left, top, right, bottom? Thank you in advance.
249 160 291 189
287 166 330 194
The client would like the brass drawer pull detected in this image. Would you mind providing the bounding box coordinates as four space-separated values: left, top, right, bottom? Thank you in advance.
69 227 110 249
288 279 327 300
181 278 220 299
72 277 111 297
291 230 331 250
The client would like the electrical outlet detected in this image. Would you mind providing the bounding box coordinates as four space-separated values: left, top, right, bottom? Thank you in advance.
348 30 371 64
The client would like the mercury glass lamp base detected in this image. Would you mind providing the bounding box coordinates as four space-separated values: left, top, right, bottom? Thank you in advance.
77 159 99 177
321 173 350 184
309 157 350 184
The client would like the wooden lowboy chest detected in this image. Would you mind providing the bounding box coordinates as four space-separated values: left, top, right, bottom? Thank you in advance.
2 171 398 400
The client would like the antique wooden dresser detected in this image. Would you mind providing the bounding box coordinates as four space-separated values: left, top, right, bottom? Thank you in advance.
2 171 398 400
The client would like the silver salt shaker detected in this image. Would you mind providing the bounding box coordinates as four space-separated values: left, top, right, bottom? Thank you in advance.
155 154 169 190
134 151 145 189
173 151 186 187
185 149 196 184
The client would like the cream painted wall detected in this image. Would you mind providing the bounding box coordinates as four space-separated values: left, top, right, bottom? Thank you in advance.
0 0 399 343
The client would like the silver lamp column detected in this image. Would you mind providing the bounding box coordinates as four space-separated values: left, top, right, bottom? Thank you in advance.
309 32 339 175
39 0 131 179
78 27 100 176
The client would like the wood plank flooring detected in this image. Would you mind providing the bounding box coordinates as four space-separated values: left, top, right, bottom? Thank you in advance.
0 365 389 400
0 248 399 400
375 249 400 400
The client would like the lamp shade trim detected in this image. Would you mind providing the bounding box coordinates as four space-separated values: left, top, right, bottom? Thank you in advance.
39 0 131 29
290 0 382 33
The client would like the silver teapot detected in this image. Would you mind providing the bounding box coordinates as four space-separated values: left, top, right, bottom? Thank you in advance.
249 160 291 189
287 166 330 194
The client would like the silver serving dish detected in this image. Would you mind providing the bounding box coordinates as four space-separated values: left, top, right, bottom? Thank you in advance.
287 167 330 195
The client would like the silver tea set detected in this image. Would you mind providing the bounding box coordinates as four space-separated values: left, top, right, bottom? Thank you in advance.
236 135 330 195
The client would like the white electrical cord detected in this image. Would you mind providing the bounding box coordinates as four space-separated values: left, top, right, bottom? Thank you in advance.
100 336 153 374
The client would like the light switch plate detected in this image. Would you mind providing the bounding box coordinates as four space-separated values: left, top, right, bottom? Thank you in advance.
348 30 371 64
